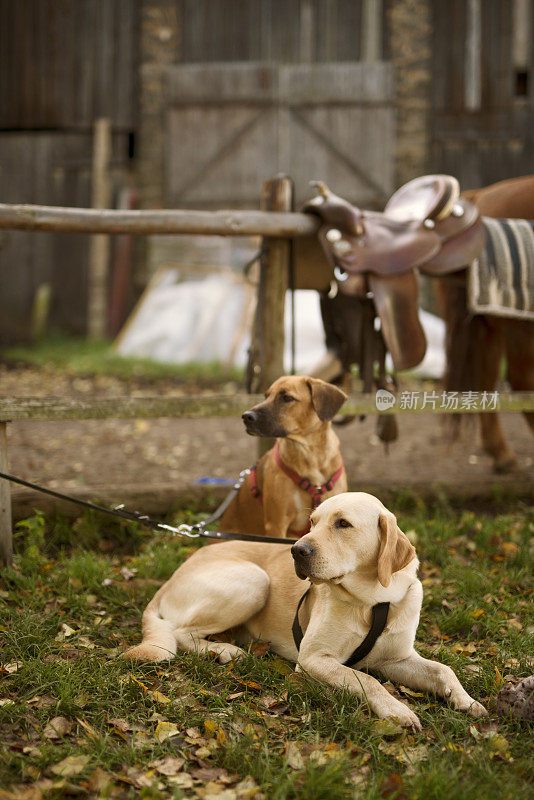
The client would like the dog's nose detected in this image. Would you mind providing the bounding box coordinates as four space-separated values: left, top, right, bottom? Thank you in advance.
241 410 256 425
291 540 315 561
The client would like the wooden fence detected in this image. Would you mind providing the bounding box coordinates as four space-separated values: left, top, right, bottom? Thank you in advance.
1 175 533 566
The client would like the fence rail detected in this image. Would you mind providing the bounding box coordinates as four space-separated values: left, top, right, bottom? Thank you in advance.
1 392 534 422
0 203 318 237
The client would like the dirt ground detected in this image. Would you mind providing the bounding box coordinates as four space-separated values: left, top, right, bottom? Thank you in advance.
1 365 533 517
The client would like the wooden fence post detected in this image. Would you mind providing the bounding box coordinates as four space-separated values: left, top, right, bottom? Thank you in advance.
88 118 112 340
0 422 13 566
247 175 293 455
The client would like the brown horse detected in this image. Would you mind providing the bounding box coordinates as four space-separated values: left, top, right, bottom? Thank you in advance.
435 175 534 472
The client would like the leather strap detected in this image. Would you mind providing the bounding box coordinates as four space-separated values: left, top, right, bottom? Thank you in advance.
343 601 390 667
292 588 390 667
292 587 312 650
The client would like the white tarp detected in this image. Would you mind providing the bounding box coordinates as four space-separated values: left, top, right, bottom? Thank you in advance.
116 269 445 378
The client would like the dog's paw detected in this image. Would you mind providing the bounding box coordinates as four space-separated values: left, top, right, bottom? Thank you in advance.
466 699 488 718
374 698 422 731
206 643 247 664
450 692 488 717
121 643 174 662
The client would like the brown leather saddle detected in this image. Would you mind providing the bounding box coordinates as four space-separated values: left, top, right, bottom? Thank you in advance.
301 175 486 370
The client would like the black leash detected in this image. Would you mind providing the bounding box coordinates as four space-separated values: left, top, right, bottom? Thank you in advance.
292 587 390 667
0 469 297 545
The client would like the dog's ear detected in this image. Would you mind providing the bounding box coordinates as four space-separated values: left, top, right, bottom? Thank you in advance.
377 511 416 588
307 378 347 422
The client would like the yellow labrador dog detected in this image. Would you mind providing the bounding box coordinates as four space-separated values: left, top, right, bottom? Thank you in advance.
123 492 487 729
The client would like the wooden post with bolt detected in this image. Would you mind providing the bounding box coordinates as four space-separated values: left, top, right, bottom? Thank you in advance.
247 175 293 456
0 422 13 566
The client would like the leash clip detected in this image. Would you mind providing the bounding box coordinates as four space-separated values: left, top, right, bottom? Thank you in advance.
156 522 202 539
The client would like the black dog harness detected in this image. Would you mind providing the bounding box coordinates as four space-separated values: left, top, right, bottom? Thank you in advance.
292 587 390 667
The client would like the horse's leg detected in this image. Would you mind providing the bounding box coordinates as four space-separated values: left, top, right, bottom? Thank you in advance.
476 316 517 472
435 278 515 472
504 319 534 439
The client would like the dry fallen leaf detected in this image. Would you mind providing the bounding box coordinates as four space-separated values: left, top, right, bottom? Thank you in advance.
284 741 305 770
167 773 195 789
371 719 405 738
76 717 98 740
488 733 512 760
43 716 72 739
235 775 262 798
501 542 519 557
204 719 227 744
398 686 425 698
196 782 236 800
118 765 162 789
3 662 23 674
507 618 523 631
380 772 405 799
154 720 180 743
148 756 185 776
87 767 112 793
190 767 237 783
0 785 43 800
50 754 90 777
55 623 76 642
452 642 477 655
379 740 429 769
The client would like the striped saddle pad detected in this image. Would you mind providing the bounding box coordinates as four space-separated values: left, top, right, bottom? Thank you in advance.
468 217 534 320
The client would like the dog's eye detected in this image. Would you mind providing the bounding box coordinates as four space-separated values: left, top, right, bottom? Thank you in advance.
280 393 296 403
335 518 352 529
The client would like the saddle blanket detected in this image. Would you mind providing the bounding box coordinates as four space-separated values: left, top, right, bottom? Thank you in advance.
468 217 534 320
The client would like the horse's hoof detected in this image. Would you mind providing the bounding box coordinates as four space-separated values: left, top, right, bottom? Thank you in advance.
493 454 517 474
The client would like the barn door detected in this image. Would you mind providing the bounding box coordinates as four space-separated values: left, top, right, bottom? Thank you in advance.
165 61 394 209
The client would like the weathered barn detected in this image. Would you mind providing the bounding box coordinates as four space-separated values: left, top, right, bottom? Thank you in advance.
1 0 533 343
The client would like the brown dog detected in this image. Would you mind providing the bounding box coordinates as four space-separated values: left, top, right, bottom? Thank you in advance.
219 376 347 538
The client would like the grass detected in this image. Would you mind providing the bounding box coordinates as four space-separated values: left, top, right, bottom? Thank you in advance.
2 336 244 384
0 498 533 799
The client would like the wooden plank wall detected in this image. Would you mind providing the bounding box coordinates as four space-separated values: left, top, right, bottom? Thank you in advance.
0 132 130 344
431 0 534 188
177 0 369 64
0 0 138 344
0 0 137 130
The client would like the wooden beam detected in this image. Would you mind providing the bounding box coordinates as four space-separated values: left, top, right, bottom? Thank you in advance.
0 204 318 238
0 392 532 423
0 423 13 566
